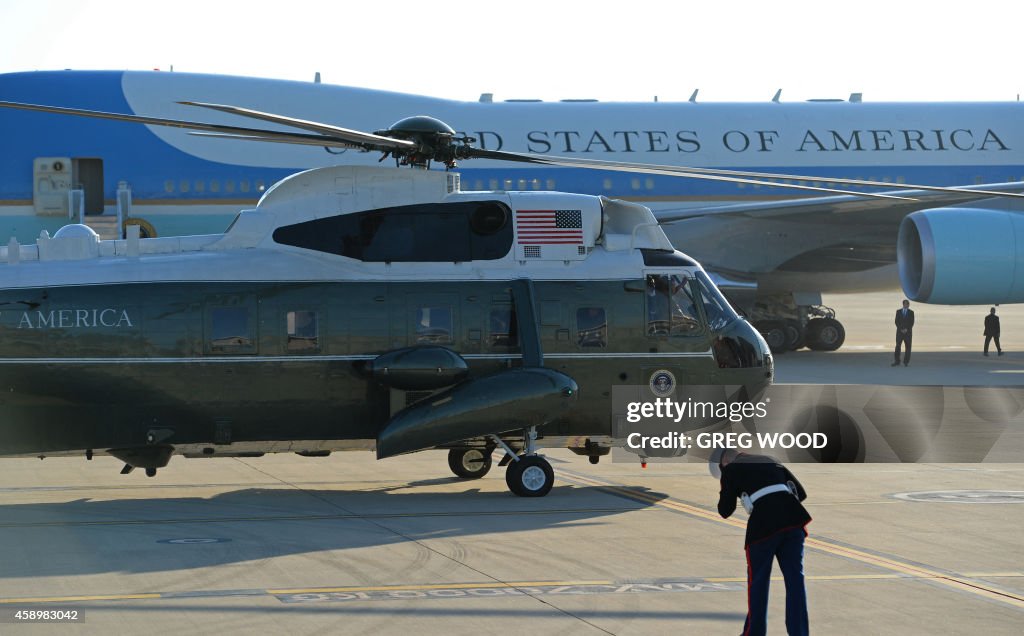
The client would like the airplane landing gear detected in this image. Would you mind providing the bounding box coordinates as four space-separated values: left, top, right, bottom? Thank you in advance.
447 448 493 479
805 316 845 351
750 295 845 352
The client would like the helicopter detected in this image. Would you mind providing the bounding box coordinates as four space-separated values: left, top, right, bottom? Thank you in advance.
0 100 1020 496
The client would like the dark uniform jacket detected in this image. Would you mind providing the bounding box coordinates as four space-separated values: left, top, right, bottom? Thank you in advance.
895 308 915 331
985 314 1000 337
718 453 811 546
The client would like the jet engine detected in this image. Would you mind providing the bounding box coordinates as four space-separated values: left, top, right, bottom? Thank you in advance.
898 208 1024 304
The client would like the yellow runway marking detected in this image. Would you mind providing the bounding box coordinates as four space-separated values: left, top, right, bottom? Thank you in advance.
562 471 1024 610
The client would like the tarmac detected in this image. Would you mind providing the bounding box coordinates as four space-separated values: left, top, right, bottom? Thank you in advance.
0 291 1021 635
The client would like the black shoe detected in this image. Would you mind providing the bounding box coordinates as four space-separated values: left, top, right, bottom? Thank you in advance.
904 362 909 366
984 353 989 356
891 361 900 366
999 351 1005 356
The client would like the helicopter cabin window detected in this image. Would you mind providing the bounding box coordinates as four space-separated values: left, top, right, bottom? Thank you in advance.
286 310 319 352
208 307 254 353
416 306 453 344
646 274 702 336
489 306 519 349
577 307 607 347
272 201 514 262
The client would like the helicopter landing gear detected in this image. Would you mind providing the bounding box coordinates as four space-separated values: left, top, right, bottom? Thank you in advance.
505 455 555 497
447 448 493 479
490 428 555 497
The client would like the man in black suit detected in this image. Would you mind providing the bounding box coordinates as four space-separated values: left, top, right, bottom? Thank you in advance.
893 299 914 366
713 449 811 636
984 307 1003 356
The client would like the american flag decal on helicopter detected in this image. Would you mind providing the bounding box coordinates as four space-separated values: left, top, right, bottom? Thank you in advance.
515 209 584 245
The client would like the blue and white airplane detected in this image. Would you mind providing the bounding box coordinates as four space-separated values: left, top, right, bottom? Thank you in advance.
3 69 1024 351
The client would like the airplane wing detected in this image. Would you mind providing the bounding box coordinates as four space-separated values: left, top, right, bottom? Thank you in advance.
656 181 1024 226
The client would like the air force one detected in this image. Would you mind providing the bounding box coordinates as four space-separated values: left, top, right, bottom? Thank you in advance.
3 70 1024 352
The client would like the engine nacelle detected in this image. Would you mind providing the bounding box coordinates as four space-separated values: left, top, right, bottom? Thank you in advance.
898 208 1024 304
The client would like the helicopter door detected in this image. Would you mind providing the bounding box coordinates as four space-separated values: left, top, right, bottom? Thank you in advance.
72 158 104 215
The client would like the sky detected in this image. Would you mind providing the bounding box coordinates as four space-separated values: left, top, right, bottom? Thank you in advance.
1 0 1022 103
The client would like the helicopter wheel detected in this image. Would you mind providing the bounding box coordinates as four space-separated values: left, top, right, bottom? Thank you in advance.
447 448 492 479
505 455 554 497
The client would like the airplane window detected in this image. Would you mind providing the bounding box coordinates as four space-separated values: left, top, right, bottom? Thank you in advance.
630 178 641 190
489 179 499 190
531 179 541 190
209 307 251 351
503 179 513 190
646 275 701 336
179 180 190 193
694 271 739 331
240 180 250 193
210 180 221 193
546 179 555 190
517 179 527 190
194 180 205 193
489 307 519 348
164 180 174 193
225 180 236 194
286 310 318 352
416 306 453 344
577 307 607 347
256 179 266 192
602 178 613 190
645 178 655 190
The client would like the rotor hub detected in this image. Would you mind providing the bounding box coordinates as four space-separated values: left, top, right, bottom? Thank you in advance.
376 116 475 169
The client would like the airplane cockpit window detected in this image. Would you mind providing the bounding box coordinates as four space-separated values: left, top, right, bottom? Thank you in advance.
646 275 702 336
489 306 519 348
577 307 607 347
286 310 319 352
273 201 514 262
416 306 453 344
209 307 252 352
694 271 739 331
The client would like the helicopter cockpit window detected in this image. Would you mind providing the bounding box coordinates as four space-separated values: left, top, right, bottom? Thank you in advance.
694 271 739 331
646 275 702 336
489 306 519 348
577 307 607 347
209 307 253 352
416 306 453 344
286 310 319 352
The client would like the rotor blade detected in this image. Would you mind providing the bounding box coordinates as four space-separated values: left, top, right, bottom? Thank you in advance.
188 131 363 150
0 100 391 151
471 149 915 200
472 148 1024 200
179 101 416 151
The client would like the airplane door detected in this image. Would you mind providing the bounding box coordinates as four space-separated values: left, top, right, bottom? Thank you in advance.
32 157 72 215
72 158 104 215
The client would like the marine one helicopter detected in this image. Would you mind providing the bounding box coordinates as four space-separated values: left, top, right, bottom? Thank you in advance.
0 100 1019 496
